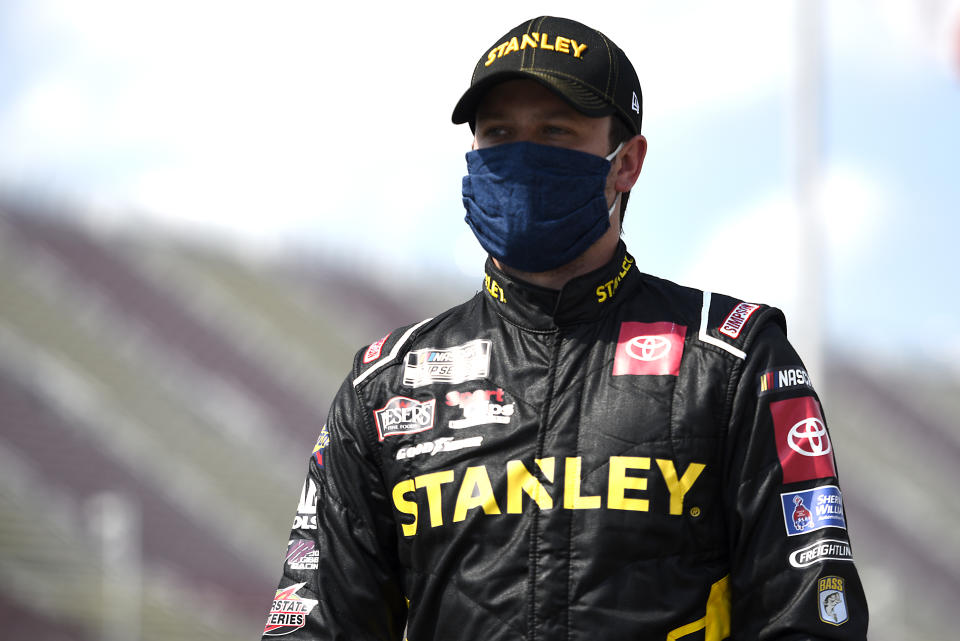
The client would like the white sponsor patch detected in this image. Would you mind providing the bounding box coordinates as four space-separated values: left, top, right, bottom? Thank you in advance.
396 436 483 460
402 339 491 388
789 539 854 568
292 479 317 530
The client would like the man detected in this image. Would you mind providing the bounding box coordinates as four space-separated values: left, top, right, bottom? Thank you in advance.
262 16 868 640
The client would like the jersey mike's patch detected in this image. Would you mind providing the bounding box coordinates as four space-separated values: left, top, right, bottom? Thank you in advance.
612 321 686 376
780 485 847 536
770 396 837 483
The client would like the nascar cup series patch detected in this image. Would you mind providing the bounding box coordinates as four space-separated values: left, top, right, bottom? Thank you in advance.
402 339 491 388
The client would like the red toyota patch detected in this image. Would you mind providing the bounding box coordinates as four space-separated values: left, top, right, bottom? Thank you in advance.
612 321 686 376
770 396 837 483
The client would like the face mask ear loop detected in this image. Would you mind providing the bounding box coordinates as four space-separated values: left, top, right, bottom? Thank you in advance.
605 141 625 217
607 192 621 217
605 141 625 162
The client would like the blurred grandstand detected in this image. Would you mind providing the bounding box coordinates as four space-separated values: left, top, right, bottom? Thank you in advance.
0 198 956 640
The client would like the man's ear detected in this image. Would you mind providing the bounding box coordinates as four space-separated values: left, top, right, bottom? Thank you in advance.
615 135 647 193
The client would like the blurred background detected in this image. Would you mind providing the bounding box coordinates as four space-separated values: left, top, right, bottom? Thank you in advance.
1 0 958 639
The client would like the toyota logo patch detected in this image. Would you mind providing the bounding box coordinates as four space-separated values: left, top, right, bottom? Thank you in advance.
613 322 687 376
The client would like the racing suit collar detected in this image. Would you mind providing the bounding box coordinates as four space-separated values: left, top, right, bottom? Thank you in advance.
481 240 639 330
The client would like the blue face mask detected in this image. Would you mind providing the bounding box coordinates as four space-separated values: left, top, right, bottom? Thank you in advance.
462 141 622 273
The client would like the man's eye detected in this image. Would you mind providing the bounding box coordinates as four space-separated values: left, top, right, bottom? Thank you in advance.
543 126 570 135
479 125 507 137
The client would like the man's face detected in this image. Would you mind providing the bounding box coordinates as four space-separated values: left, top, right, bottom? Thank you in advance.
473 79 613 156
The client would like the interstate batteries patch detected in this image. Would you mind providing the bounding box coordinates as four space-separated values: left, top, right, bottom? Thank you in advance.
263 582 318 636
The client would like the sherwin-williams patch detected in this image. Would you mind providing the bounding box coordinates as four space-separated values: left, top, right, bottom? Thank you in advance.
781 485 847 537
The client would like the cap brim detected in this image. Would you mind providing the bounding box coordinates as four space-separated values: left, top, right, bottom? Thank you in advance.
451 70 616 129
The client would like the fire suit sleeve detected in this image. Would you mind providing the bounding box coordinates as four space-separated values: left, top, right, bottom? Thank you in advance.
723 321 869 640
262 374 406 640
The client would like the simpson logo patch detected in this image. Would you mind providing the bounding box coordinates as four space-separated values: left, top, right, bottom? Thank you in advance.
612 322 686 376
402 339 491 388
719 302 760 339
263 582 318 636
374 396 437 440
781 485 847 536
363 332 391 364
770 396 837 483
817 576 849 626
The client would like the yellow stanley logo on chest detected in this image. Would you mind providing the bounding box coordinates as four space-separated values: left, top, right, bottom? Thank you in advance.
392 455 705 536
485 33 588 67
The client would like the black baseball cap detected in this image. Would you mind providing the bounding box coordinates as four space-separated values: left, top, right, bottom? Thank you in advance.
452 16 642 135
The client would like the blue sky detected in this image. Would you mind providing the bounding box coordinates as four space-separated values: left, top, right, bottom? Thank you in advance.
1 0 958 373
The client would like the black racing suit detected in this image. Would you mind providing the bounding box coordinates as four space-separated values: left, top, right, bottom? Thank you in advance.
262 241 868 640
